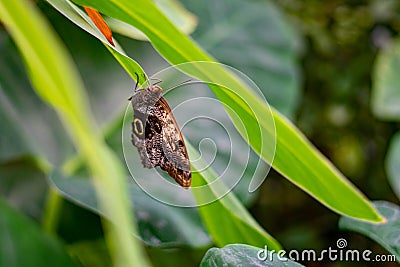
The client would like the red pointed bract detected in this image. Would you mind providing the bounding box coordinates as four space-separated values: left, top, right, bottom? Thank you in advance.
84 6 115 46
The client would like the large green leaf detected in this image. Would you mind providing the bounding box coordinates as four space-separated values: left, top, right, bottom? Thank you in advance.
339 201 400 263
182 0 301 118
44 0 146 81
0 0 149 266
200 244 304 267
187 143 281 250
49 171 212 248
0 199 78 267
67 0 383 222
371 38 400 120
385 132 400 199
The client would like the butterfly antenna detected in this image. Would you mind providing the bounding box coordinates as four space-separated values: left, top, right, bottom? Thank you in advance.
165 79 192 92
128 72 141 101
135 72 142 89
151 78 163 86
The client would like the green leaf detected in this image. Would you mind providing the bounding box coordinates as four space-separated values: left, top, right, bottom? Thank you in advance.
182 0 301 118
39 1 143 129
106 0 197 41
66 0 382 221
187 143 281 250
385 132 400 199
49 171 212 248
0 157 48 220
67 239 112 267
45 0 146 82
200 244 304 267
0 32 74 164
371 39 400 120
339 201 400 262
0 0 149 266
0 199 78 267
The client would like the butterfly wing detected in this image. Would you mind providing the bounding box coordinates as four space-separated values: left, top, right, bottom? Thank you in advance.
156 97 191 187
130 86 191 188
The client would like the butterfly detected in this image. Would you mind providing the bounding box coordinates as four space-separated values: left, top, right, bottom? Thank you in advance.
130 74 191 188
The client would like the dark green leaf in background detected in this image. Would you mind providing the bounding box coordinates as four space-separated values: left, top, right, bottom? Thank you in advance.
0 198 78 267
339 201 400 263
67 239 112 267
372 38 400 120
386 132 400 199
0 157 47 220
182 0 302 118
200 244 304 267
0 32 74 164
49 171 212 248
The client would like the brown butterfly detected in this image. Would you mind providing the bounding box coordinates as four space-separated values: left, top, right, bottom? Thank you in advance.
130 74 191 188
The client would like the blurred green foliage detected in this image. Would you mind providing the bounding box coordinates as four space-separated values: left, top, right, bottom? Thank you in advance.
273 0 399 198
253 1 400 266
1 0 400 266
